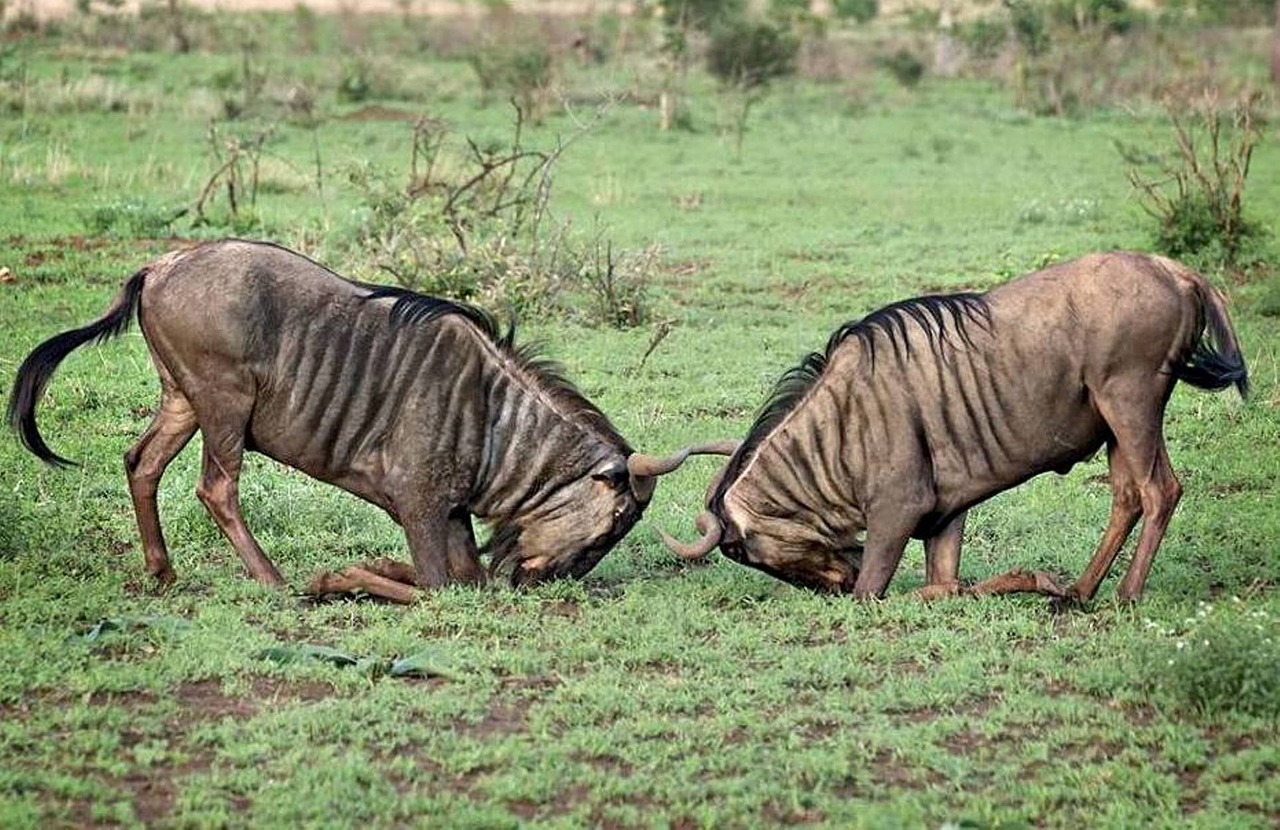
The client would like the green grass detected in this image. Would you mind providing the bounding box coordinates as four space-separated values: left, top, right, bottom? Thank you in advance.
2 12 1279 828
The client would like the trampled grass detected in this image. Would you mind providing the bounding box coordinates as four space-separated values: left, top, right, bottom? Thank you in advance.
1 12 1278 828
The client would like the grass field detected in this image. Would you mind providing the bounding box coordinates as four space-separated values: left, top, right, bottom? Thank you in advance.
1 7 1279 828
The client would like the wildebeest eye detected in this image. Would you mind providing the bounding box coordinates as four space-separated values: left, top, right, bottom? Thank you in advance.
591 465 630 491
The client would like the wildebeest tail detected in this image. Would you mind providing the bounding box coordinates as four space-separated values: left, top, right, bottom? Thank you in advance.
1173 279 1249 399
6 268 148 467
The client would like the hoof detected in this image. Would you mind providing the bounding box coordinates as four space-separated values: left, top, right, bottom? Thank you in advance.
149 567 177 590
1033 571 1067 598
304 571 340 596
1048 588 1085 615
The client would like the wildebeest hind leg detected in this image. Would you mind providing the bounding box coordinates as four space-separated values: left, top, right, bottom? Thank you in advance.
1078 385 1181 603
1116 443 1181 603
1068 442 1141 604
124 383 197 585
194 423 286 587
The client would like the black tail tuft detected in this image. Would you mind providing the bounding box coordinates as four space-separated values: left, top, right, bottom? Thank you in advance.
7 269 147 467
1172 284 1249 399
1173 341 1249 396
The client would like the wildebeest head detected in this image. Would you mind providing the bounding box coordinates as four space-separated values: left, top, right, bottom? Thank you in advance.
489 451 643 587
486 435 744 587
656 448 867 593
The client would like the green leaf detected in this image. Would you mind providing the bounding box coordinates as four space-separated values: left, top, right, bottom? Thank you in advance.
253 644 362 667
388 651 461 681
68 615 191 645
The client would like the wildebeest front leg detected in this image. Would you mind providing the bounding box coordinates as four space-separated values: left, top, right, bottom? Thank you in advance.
305 515 481 603
390 498 459 589
916 513 1066 601
445 513 484 585
306 562 421 604
965 569 1066 598
915 512 967 599
852 521 915 599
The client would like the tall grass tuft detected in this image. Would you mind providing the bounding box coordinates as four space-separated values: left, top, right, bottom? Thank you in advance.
1142 599 1280 718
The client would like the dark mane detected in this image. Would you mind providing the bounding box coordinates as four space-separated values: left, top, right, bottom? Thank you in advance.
364 286 628 446
366 285 513 346
711 292 990 511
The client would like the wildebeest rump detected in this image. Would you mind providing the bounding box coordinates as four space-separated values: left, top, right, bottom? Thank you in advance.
660 253 1249 603
8 240 711 598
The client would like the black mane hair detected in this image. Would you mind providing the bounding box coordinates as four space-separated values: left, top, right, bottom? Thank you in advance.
363 286 629 447
710 292 991 512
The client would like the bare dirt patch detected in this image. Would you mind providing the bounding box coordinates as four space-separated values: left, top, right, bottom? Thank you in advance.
173 676 334 718
762 802 826 825
868 747 947 790
340 104 422 122
63 677 335 824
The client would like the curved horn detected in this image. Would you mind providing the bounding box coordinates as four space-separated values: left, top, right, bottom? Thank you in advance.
628 439 741 502
656 510 723 560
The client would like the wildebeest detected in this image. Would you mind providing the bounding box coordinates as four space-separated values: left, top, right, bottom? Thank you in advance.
659 253 1249 603
8 240 719 600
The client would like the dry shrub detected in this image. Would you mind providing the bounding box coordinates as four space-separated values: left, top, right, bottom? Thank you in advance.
344 105 653 329
1120 86 1268 271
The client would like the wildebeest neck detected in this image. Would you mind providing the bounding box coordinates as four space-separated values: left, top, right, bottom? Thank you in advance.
711 294 988 517
369 287 633 516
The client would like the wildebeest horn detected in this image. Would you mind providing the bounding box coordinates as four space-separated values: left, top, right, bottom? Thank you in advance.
627 440 747 499
657 510 723 560
627 438 742 502
627 439 741 477
627 439 741 502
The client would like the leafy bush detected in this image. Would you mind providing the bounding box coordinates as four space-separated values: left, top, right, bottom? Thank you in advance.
957 17 1009 60
660 0 746 34
469 39 554 120
1256 276 1280 317
768 0 811 23
705 19 799 156
831 0 878 25
1048 0 1138 34
706 19 799 91
576 239 659 329
336 56 375 103
1141 600 1280 718
1121 88 1268 270
1008 0 1051 57
879 48 926 88
1158 0 1273 26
